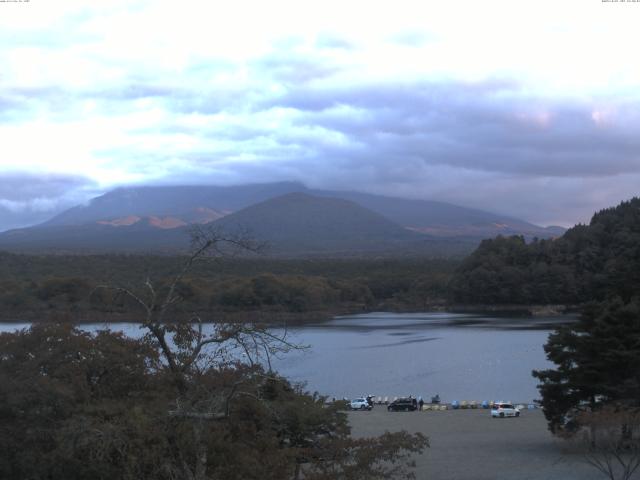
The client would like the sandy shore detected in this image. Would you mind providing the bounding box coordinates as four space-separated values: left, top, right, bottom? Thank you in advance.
348 408 605 480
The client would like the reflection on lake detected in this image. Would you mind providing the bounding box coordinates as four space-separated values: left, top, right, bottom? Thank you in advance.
0 312 573 403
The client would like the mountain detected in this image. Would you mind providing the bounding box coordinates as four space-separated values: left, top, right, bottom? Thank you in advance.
42 183 302 227
0 182 564 255
0 192 468 256
308 189 564 239
213 192 424 254
0 221 188 253
41 182 561 238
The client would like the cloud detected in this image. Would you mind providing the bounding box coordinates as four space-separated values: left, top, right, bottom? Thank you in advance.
0 174 97 231
269 80 640 174
1 1 640 229
0 173 92 202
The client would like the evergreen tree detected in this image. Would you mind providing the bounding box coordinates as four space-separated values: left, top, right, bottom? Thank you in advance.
533 298 640 433
450 197 640 306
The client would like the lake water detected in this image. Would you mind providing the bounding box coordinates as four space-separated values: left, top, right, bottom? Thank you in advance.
0 312 570 404
270 312 568 403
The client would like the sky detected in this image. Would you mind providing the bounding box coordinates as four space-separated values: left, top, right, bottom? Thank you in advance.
1 0 640 231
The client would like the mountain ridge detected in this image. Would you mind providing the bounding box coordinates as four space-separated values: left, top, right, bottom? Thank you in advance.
40 182 561 236
213 192 424 255
0 183 565 256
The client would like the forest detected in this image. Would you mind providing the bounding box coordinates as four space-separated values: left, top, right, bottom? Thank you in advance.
449 198 640 306
0 253 457 322
3 198 640 323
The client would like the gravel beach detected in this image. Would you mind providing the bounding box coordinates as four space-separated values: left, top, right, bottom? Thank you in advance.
348 408 607 480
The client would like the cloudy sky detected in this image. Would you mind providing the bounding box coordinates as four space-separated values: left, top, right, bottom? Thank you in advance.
1 0 640 231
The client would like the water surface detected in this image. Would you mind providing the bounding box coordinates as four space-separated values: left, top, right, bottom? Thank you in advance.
269 312 569 403
0 312 570 403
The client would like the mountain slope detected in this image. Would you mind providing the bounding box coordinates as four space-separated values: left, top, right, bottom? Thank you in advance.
43 182 303 226
0 220 190 253
40 182 561 239
311 189 562 238
213 192 423 254
0 182 564 255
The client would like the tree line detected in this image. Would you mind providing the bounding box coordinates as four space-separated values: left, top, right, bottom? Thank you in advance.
0 254 456 321
449 198 640 306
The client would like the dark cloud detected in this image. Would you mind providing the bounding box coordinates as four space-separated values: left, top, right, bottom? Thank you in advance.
0 174 97 231
0 173 92 202
265 79 519 112
259 79 640 180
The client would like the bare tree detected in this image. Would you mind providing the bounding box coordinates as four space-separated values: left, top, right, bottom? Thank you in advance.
97 226 295 372
575 406 640 480
95 225 302 480
87 225 428 480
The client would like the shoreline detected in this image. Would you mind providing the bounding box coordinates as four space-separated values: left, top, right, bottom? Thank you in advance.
0 303 580 324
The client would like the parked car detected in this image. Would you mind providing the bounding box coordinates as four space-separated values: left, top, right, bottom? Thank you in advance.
491 402 520 418
350 398 373 410
387 398 418 412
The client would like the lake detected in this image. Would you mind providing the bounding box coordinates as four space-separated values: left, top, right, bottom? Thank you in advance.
270 312 569 403
0 312 570 404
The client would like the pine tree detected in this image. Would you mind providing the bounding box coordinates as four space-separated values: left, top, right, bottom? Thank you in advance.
533 298 640 433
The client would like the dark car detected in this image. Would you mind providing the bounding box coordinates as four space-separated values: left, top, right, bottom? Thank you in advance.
387 398 418 412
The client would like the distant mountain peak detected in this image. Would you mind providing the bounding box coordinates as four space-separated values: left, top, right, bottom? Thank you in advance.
212 192 422 254
0 182 565 255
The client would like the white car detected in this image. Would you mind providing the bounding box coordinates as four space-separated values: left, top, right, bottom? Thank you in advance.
491 402 520 418
350 398 373 410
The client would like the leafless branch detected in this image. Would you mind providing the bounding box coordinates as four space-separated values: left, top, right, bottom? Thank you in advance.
577 406 640 480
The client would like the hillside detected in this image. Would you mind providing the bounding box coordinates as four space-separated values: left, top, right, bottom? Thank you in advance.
0 182 563 255
213 192 424 254
39 182 561 239
310 189 564 239
0 193 471 256
0 220 190 253
449 197 640 305
42 182 302 227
